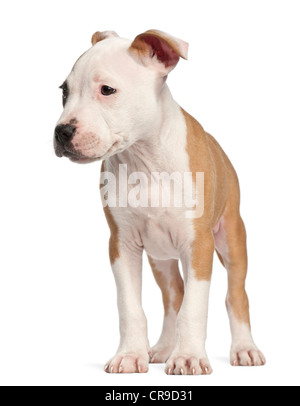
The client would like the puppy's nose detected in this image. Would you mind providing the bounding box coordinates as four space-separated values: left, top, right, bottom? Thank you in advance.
55 124 76 144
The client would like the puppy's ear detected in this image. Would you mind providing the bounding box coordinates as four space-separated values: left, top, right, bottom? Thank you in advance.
129 29 188 75
91 30 119 46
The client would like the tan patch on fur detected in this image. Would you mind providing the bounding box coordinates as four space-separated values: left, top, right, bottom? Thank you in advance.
91 31 119 46
227 286 251 326
182 109 218 280
148 256 170 314
103 206 120 265
91 32 103 46
169 261 184 313
131 30 187 60
91 32 107 46
222 214 251 326
148 257 184 315
183 108 251 324
101 161 120 264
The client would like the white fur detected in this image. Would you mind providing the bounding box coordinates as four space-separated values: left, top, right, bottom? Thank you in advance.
106 252 150 373
227 301 266 366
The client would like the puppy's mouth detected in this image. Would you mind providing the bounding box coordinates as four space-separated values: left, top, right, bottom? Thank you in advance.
54 139 122 163
63 150 99 164
55 144 98 164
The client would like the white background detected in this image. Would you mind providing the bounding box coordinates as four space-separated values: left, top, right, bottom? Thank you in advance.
0 0 299 386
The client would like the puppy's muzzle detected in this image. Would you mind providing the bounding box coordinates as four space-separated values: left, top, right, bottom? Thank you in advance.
55 124 76 146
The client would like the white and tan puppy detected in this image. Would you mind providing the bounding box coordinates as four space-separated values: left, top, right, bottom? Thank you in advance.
54 30 265 375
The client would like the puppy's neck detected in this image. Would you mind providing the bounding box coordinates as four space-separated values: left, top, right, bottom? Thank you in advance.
112 85 187 173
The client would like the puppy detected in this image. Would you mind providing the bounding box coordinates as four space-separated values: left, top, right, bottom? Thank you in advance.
54 30 265 374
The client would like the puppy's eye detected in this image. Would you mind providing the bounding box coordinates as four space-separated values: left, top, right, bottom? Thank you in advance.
101 85 116 96
59 82 69 107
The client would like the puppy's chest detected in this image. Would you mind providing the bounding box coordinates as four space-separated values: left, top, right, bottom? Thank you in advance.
104 132 194 259
122 206 193 260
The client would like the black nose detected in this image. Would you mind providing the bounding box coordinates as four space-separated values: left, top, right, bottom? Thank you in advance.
55 124 76 145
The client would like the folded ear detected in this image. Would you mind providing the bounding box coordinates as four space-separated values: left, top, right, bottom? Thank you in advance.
91 30 119 46
129 29 188 75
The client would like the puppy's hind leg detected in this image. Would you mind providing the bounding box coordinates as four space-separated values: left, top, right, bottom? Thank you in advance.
148 257 184 363
214 213 266 367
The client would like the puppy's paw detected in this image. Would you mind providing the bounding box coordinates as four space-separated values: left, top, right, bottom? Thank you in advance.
105 351 149 374
230 347 266 366
165 354 213 375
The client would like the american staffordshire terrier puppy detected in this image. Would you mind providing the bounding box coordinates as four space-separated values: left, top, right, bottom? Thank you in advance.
54 30 265 374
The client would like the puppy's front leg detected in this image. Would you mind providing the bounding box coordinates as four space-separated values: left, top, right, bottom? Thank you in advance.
166 231 214 375
105 244 150 374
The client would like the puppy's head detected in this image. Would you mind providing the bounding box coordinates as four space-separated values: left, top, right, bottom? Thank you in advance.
54 30 188 163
